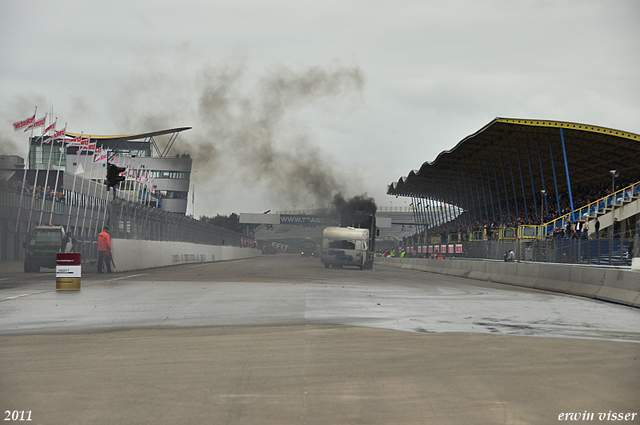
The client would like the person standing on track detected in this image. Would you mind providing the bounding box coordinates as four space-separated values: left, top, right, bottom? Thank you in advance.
97 226 112 273
61 231 74 253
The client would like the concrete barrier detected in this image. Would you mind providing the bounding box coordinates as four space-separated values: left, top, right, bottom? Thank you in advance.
110 239 261 272
377 257 639 309
597 269 640 308
533 263 572 294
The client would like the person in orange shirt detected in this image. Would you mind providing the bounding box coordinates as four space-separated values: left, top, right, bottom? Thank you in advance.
97 226 112 273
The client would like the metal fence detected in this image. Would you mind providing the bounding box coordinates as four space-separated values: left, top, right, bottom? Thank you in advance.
397 224 638 267
108 197 242 246
1 187 247 262
463 236 635 266
0 189 66 216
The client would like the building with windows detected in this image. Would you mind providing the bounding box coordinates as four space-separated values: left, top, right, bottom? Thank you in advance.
28 127 192 214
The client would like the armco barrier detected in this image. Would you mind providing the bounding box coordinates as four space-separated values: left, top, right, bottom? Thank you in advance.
110 239 261 272
377 257 640 308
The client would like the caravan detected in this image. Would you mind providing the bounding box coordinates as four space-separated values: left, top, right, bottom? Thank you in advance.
321 226 373 269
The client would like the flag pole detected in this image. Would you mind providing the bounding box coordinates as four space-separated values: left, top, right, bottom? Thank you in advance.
138 164 145 205
137 164 144 205
27 110 47 234
66 132 83 231
48 127 69 225
87 146 106 246
132 160 140 204
74 141 95 243
94 151 112 244
15 106 39 235
77 144 98 243
39 123 64 225
132 159 140 204
125 156 133 202
142 170 146 206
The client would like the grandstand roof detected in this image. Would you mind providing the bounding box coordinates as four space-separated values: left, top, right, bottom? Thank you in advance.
387 118 640 213
64 127 192 159
65 127 192 141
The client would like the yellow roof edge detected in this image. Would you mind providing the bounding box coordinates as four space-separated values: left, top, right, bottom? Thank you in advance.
64 127 192 140
496 118 640 141
65 133 143 140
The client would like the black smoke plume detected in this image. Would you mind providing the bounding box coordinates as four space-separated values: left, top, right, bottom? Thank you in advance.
5 62 366 213
192 62 364 209
332 193 377 227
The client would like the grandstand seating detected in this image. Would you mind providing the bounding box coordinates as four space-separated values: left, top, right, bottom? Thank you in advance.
542 181 640 238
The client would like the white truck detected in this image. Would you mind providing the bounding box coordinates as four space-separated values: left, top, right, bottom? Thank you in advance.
321 226 373 269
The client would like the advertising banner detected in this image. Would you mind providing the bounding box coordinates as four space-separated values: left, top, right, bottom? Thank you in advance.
56 253 81 290
279 215 331 226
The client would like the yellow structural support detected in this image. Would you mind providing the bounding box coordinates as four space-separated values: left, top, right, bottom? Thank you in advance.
498 228 518 241
469 230 486 241
517 225 540 240
447 233 461 243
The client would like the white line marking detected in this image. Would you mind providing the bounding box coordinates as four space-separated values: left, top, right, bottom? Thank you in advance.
186 263 215 269
106 273 148 281
1 294 31 301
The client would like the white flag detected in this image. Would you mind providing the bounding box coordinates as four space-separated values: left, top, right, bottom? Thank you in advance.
13 113 35 132
24 115 46 132
65 135 83 146
75 162 85 175
94 146 108 164
45 123 66 143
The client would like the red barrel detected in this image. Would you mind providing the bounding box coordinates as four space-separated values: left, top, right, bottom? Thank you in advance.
56 253 81 290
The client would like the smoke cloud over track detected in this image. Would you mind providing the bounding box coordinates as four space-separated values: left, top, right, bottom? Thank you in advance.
3 62 369 214
188 63 365 210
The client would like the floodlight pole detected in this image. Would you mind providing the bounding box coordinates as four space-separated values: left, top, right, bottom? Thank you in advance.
609 170 619 240
559 128 575 222
540 190 546 224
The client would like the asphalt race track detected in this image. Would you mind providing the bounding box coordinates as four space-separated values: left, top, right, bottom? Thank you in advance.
1 255 639 425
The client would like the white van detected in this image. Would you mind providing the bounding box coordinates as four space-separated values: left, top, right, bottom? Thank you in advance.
321 226 373 269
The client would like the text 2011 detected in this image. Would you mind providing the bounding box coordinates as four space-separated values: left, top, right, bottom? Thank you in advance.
4 411 32 421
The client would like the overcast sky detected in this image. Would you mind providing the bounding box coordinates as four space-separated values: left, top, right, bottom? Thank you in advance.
1 0 638 216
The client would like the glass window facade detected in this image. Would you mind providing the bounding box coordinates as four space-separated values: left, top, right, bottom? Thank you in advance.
148 170 190 180
28 145 66 171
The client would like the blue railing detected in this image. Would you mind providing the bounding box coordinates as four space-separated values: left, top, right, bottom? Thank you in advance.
541 181 640 237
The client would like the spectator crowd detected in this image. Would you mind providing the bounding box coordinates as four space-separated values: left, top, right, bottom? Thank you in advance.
405 175 640 244
0 178 65 203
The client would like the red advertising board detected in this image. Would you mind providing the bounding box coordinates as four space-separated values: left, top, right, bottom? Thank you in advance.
57 253 81 266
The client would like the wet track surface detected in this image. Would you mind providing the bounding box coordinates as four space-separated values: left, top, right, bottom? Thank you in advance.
1 256 639 425
1 255 639 341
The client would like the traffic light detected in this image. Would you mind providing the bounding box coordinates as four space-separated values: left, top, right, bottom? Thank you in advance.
106 163 126 190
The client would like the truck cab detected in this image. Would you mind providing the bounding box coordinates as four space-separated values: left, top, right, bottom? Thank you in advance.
24 225 66 273
301 237 316 257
